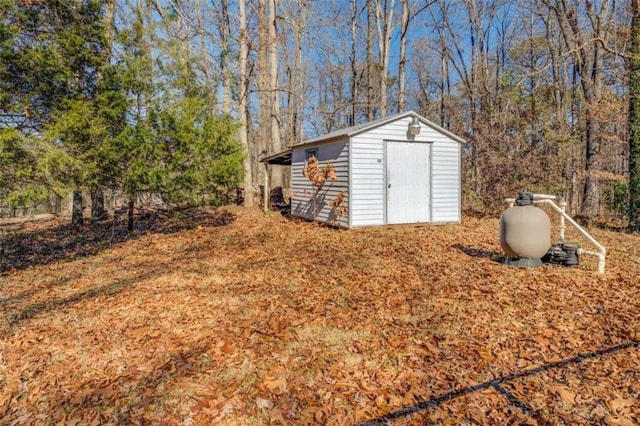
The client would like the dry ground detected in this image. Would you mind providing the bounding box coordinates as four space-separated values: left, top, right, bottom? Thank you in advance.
1 206 639 425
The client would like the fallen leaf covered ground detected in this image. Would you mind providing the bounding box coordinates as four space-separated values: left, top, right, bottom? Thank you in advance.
1 206 639 425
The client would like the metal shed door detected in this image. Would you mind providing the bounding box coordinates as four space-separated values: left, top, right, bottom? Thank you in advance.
386 141 431 224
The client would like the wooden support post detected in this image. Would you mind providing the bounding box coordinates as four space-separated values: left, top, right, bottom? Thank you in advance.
263 163 269 213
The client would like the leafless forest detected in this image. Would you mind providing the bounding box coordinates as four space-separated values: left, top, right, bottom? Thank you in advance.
205 0 631 220
2 1 636 224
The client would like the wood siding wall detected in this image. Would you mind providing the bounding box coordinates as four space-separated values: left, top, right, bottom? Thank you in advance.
291 140 349 227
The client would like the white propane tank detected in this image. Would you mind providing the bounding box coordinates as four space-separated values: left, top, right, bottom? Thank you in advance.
500 191 551 267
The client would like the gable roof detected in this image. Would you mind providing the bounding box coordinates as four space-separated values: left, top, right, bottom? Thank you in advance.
261 110 466 165
295 110 466 148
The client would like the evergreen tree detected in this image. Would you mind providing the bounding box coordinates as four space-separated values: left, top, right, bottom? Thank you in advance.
155 100 244 207
0 129 42 209
0 0 62 208
0 0 111 224
114 2 244 228
2 0 245 229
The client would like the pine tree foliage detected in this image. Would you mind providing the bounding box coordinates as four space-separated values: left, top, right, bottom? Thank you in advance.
113 2 244 211
0 128 42 206
0 0 244 221
0 0 110 212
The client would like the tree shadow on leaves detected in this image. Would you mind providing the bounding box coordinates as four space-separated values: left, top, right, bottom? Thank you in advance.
452 243 504 263
42 343 212 424
0 208 235 274
2 271 158 333
359 341 640 425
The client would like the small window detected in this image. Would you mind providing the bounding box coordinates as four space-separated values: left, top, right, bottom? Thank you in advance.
305 148 318 163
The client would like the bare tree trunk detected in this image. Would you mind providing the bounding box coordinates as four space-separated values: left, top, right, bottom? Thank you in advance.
439 48 447 127
128 194 135 231
220 0 231 114
257 0 269 207
239 0 254 207
542 11 566 128
430 1 480 184
398 0 409 113
91 187 106 222
431 1 478 130
366 0 375 120
630 0 640 231
71 190 83 228
582 88 602 217
90 0 113 225
103 0 116 61
540 0 616 218
350 0 359 125
293 1 306 145
375 0 395 117
193 0 215 112
280 0 307 188
465 0 478 128
434 7 449 128
268 0 283 189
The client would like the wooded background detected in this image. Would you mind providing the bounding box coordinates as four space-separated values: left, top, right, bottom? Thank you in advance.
2 0 640 229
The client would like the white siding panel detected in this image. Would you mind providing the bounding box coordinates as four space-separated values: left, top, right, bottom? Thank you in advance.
291 139 350 227
419 120 460 224
431 138 461 223
350 135 384 227
291 114 462 228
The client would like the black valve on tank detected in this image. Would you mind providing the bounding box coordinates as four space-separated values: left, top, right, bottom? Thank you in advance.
515 190 534 206
542 242 580 267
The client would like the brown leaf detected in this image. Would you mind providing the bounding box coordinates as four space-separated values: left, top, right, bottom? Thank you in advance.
477 350 495 362
261 376 287 394
256 396 274 410
551 385 576 405
606 398 635 413
375 394 388 409
605 416 637 426
532 335 549 348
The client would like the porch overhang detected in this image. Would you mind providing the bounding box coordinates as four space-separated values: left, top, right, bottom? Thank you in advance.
261 149 293 165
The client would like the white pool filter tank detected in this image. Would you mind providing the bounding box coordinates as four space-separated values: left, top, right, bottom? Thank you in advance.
500 191 551 267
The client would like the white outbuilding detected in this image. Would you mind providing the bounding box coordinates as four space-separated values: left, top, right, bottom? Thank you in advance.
262 110 465 228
